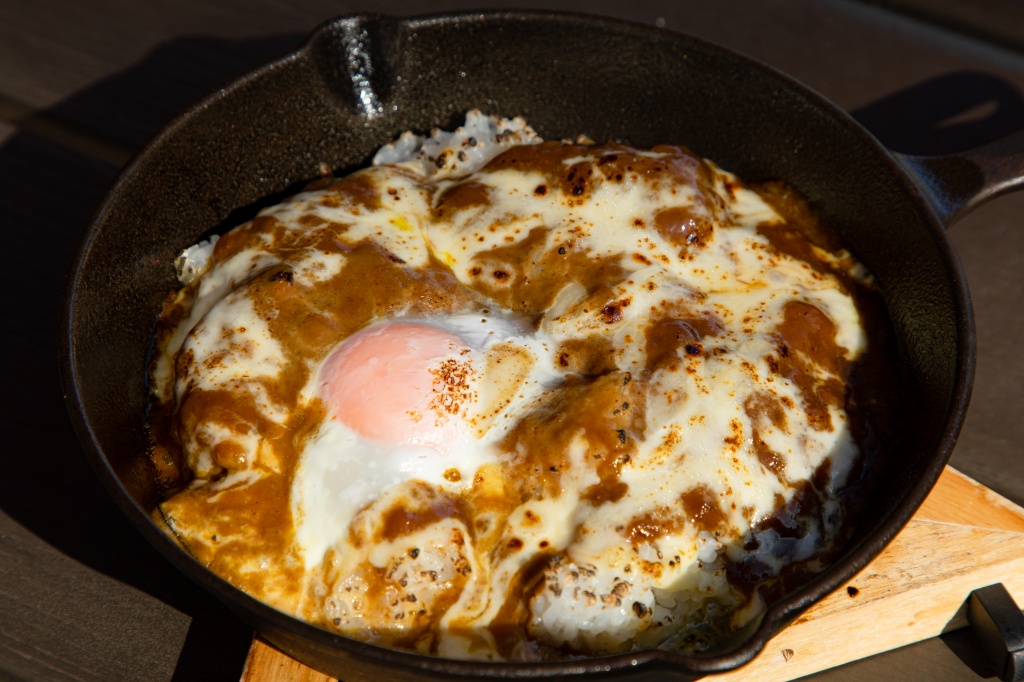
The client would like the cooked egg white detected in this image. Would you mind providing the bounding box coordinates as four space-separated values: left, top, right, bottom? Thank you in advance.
291 311 562 572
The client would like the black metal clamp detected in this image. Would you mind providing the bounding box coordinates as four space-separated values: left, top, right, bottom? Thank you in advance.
968 584 1024 682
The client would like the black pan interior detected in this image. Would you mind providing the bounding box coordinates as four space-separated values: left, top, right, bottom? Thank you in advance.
63 12 971 680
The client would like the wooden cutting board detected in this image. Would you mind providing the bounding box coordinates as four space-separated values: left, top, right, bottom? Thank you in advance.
240 466 1024 682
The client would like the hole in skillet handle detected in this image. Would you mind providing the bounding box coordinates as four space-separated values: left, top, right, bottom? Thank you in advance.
967 583 1024 682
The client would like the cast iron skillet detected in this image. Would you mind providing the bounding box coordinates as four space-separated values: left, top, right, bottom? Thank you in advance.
61 11 1024 681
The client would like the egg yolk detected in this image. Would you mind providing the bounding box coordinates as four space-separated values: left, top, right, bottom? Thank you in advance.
319 322 473 451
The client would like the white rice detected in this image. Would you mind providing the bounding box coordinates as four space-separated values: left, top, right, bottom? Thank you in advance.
174 235 219 285
372 109 540 179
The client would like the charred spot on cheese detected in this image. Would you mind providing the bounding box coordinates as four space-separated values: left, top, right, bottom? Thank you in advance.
600 298 631 323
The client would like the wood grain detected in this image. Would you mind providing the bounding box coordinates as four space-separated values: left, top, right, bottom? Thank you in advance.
917 467 1024 532
241 466 1024 681
241 639 333 682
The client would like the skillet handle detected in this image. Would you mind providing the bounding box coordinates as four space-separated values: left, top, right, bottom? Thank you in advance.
896 130 1024 228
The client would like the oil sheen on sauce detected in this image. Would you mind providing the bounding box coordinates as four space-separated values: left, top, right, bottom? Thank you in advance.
147 123 899 662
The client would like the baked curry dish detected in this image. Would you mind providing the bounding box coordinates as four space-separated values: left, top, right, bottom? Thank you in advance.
147 111 897 661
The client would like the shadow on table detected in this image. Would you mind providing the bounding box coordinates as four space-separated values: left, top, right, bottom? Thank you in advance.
851 70 1024 155
0 34 1022 681
0 33 302 682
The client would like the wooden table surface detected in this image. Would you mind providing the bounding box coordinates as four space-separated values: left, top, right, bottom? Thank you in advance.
3 1 1024 680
